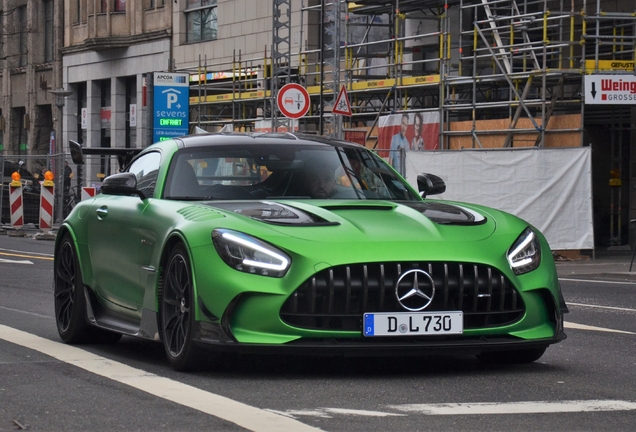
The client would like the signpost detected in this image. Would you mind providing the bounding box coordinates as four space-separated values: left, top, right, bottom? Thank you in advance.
277 83 310 119
153 72 190 143
584 75 636 105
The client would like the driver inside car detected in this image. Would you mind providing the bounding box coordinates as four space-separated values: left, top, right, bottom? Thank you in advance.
306 164 337 199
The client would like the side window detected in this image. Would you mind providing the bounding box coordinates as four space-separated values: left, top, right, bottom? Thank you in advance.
128 152 161 198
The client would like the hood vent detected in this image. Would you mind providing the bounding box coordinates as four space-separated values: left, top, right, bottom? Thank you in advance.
206 201 339 226
177 205 225 222
404 202 487 225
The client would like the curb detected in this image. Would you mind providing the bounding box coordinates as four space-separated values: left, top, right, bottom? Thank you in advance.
33 232 57 241
0 225 57 241
7 230 27 238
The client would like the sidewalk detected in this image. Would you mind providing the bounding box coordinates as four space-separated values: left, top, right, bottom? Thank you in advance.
0 224 56 241
554 247 636 282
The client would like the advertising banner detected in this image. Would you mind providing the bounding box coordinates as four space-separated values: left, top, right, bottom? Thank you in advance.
377 112 440 174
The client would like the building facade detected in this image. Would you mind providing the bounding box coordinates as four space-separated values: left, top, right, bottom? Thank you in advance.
3 0 636 248
0 0 60 158
60 0 172 179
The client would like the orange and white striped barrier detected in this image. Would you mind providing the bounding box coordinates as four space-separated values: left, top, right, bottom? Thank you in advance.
39 171 55 231
9 172 24 228
81 187 96 201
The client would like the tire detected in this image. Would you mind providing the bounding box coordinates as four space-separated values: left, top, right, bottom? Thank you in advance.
54 234 122 344
476 346 547 365
54 234 94 343
160 244 206 371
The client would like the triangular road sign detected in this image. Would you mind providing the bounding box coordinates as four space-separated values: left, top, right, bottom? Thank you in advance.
333 85 352 116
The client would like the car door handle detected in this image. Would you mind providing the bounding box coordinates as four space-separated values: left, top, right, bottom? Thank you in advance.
96 206 108 220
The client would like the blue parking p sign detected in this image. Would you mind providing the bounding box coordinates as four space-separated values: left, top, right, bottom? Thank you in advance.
153 72 190 143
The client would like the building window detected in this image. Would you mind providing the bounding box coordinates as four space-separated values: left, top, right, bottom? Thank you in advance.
74 0 81 24
113 0 126 12
18 6 27 67
149 0 165 8
101 0 126 13
0 109 3 149
186 0 218 43
0 11 4 67
44 0 54 63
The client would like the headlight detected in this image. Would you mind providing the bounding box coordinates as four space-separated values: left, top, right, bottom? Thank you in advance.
212 229 291 277
507 227 541 275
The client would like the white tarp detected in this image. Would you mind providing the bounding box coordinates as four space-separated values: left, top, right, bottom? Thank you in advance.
404 147 594 251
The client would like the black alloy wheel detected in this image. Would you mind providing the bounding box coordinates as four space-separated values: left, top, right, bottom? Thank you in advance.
54 234 89 342
161 244 206 371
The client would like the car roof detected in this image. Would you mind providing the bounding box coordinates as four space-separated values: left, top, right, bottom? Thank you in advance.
170 132 365 150
3 160 35 175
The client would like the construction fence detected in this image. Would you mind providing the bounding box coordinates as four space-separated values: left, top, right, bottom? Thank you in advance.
1 152 123 228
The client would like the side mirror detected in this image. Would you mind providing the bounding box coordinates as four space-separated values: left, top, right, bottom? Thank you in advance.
417 173 446 198
101 172 146 199
69 140 85 165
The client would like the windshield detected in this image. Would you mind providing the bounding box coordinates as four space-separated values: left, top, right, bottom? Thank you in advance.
163 144 420 202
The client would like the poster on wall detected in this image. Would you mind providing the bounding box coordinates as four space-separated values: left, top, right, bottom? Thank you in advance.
100 107 111 130
377 112 440 173
129 104 137 127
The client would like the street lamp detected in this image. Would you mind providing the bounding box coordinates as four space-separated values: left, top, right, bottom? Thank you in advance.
50 88 73 104
49 88 73 223
49 88 72 153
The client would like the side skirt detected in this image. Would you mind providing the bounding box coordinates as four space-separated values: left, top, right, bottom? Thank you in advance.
84 287 159 340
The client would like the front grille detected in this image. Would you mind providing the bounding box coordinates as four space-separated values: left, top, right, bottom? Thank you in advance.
280 262 524 331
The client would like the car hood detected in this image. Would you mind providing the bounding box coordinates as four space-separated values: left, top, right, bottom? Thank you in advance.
204 200 496 244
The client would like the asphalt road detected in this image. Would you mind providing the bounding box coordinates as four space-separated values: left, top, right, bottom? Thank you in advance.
1 233 635 431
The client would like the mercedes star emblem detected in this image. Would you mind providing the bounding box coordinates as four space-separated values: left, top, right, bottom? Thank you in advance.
395 269 435 311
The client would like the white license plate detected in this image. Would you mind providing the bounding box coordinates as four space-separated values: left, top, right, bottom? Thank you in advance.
363 311 463 337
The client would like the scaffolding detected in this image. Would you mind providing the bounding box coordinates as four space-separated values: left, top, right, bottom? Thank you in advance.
183 0 636 150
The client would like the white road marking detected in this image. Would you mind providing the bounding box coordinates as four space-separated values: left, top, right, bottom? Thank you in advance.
559 277 636 285
267 407 405 418
0 305 53 319
270 400 636 419
324 408 404 417
387 400 636 415
0 258 33 264
567 302 636 313
0 325 320 432
565 321 636 335
267 409 333 419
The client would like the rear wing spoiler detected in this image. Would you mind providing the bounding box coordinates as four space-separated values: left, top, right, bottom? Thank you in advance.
69 140 142 170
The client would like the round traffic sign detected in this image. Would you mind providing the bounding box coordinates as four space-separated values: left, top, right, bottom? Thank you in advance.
277 83 310 119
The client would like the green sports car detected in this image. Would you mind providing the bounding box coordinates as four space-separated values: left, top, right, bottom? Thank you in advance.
54 133 567 371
